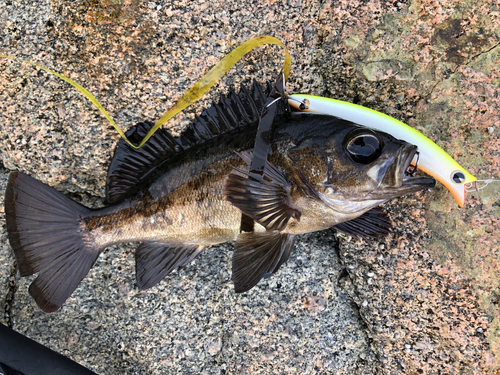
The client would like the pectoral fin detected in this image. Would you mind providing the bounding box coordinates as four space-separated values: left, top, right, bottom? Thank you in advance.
225 152 301 231
232 232 295 293
332 207 392 239
135 242 203 290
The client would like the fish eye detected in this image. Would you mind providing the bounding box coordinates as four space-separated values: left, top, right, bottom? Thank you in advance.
451 170 466 184
343 129 383 164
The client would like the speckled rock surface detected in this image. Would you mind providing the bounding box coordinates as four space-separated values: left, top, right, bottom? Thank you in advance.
0 165 14 327
1 0 500 374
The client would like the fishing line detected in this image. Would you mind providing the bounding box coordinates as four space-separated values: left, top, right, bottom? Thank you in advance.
465 179 500 193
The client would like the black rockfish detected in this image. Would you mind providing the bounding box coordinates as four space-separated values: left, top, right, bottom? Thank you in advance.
4 82 435 312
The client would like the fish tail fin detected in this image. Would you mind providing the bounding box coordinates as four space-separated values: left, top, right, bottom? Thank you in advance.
5 171 98 312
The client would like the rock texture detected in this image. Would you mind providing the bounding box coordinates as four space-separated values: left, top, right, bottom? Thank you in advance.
1 0 499 373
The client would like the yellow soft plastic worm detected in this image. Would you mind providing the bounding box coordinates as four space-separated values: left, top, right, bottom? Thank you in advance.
288 94 477 207
1 36 291 149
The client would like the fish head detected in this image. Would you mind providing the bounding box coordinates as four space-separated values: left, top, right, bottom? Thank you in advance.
288 122 436 214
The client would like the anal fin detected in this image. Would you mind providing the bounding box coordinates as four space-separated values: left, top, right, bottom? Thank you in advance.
135 242 203 290
232 232 295 293
332 207 392 239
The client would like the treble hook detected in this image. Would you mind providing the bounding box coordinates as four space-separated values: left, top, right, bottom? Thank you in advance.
406 152 420 176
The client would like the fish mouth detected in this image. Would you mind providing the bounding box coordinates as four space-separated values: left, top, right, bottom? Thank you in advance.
370 144 435 200
399 146 435 188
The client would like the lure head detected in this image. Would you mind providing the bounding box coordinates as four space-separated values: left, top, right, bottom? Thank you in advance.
417 164 476 207
451 170 477 207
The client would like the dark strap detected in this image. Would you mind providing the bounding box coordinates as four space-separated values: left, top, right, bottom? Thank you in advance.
0 324 97 375
240 72 286 233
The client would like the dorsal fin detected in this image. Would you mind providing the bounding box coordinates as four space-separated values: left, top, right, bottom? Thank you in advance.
105 81 282 204
105 122 177 203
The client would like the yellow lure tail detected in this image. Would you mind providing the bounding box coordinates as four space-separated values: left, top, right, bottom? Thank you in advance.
145 36 291 149
1 35 291 149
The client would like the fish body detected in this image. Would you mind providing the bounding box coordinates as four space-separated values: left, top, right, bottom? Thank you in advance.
5 83 435 312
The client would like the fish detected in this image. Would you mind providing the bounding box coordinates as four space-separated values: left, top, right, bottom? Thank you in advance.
4 81 435 312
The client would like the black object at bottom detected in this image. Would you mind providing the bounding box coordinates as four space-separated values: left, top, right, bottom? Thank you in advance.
0 324 97 375
0 362 24 375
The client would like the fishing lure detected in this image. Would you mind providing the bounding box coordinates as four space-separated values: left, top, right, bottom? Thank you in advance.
288 94 478 207
2 36 487 206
